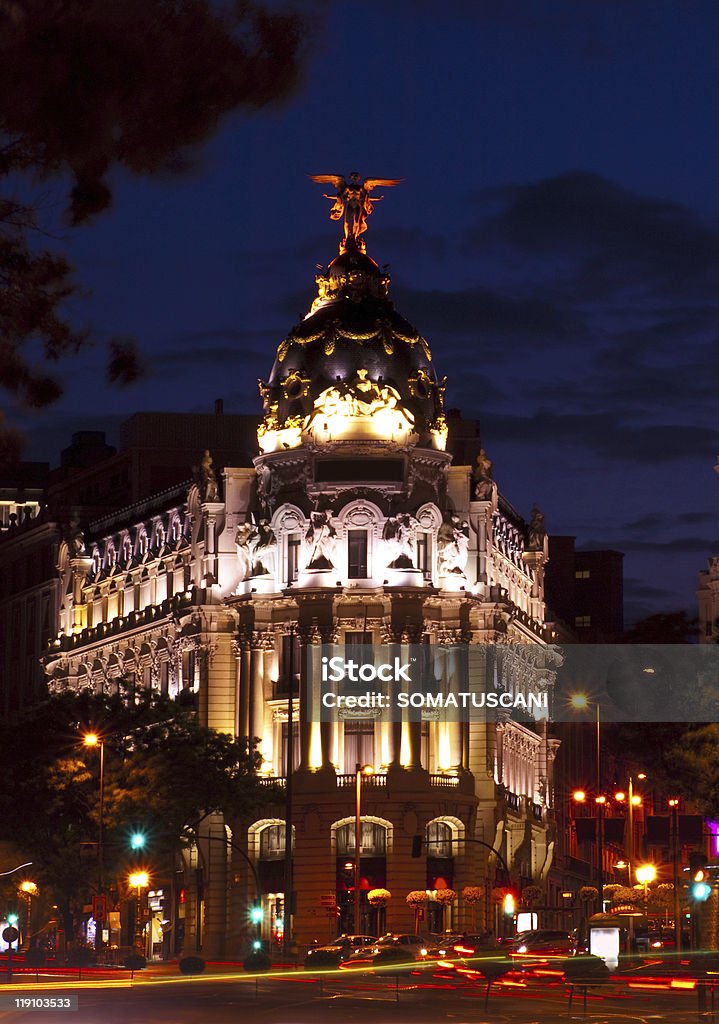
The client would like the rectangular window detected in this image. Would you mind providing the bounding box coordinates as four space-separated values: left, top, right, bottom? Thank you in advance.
286 533 301 584
416 533 431 579
575 569 590 580
574 615 591 628
279 634 300 694
343 720 375 773
347 530 368 579
281 721 301 774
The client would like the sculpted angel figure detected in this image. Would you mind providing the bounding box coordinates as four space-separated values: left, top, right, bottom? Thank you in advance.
234 522 254 581
305 510 338 570
309 172 401 247
437 514 470 576
383 514 416 568
248 519 277 577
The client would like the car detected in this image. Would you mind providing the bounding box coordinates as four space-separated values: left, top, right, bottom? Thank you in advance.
509 929 574 957
304 934 376 967
425 932 498 960
339 933 433 971
373 933 433 957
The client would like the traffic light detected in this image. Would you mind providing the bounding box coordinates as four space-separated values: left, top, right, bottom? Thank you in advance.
6 914 18 926
249 906 263 925
502 892 516 916
692 879 711 902
411 835 423 858
690 850 711 901
130 832 146 851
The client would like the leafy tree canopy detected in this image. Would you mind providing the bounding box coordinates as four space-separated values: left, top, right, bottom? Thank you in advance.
0 0 311 464
0 690 271 916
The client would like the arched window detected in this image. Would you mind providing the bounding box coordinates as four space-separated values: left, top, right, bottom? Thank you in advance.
426 819 453 858
336 821 386 856
259 824 291 860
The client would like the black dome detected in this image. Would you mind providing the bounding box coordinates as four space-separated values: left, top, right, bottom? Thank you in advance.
261 244 445 444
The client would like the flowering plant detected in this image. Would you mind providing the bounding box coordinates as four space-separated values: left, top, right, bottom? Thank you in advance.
368 888 391 906
434 888 457 906
406 890 427 907
461 885 484 904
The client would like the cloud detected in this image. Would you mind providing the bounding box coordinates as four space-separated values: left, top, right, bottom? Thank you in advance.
473 171 719 299
624 511 715 532
392 283 583 342
484 410 719 464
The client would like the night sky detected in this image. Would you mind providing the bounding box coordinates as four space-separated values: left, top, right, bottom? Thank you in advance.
11 1 719 623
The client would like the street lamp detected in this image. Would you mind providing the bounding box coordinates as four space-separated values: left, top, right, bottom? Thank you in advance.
569 694 603 899
636 863 656 915
18 881 37 949
82 731 105 953
354 764 374 935
129 871 150 956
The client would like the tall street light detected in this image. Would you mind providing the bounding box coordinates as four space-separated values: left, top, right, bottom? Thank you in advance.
354 764 374 935
19 881 37 949
569 694 603 901
669 798 681 951
129 871 150 956
82 732 105 955
636 863 656 917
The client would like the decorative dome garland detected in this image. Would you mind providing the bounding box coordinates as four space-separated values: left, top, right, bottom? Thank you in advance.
368 888 391 907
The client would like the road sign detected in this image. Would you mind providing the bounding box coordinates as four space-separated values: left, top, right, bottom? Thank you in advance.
92 895 107 921
2 927 18 944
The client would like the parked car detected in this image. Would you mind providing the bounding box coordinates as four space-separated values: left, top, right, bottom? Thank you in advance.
304 934 376 968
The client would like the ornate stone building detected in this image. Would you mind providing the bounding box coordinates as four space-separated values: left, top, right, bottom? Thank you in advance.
45 187 560 956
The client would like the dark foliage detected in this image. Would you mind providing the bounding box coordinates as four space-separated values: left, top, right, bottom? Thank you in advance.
0 0 312 461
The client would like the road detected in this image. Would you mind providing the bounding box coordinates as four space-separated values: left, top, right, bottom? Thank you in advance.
0 965 711 1024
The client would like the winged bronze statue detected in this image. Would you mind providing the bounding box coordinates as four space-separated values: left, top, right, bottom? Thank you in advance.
309 172 402 250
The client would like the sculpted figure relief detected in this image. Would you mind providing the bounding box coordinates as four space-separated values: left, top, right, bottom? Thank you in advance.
473 447 494 500
234 522 254 581
305 510 338 570
309 172 401 249
197 449 220 502
527 505 546 551
248 519 277 577
437 514 470 576
383 514 416 568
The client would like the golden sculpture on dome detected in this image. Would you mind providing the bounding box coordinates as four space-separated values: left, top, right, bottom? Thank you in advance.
309 172 401 251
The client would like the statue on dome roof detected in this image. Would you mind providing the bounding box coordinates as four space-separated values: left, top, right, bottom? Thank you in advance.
309 172 401 251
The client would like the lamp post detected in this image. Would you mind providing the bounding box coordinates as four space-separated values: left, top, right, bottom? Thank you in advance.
82 732 105 953
129 871 149 956
636 864 656 917
669 798 681 951
18 881 37 949
569 695 603 899
354 764 374 935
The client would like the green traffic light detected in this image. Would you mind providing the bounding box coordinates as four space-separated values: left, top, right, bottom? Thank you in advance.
693 881 711 901
130 832 146 850
249 906 263 925
7 914 18 925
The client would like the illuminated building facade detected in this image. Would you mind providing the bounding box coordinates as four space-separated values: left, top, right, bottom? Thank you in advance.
45 195 560 956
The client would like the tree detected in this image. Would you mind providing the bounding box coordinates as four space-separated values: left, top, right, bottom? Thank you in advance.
0 1 312 463
0 691 270 942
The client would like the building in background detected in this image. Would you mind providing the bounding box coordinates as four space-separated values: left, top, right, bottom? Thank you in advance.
43 198 561 957
545 536 624 642
698 457 719 643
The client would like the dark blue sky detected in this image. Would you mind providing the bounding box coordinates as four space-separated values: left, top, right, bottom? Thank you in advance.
13 1 719 622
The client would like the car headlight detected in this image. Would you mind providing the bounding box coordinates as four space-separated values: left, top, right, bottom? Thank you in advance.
420 948 428 956
517 945 528 953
